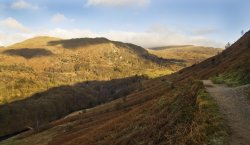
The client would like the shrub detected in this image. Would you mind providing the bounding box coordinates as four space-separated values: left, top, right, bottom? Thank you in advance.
113 67 121 72
246 88 250 101
211 72 247 87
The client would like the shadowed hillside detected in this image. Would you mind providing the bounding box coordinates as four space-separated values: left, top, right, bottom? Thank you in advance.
47 37 110 49
3 48 53 59
0 77 227 145
0 76 146 137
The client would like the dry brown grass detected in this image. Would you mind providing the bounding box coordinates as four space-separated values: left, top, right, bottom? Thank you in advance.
1 79 228 145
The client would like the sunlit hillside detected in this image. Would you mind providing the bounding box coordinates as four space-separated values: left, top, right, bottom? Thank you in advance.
0 37 182 104
148 45 222 66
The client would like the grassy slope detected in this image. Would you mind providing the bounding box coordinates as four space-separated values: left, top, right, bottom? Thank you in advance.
0 37 182 104
148 45 222 66
195 89 229 145
0 79 229 145
0 76 148 137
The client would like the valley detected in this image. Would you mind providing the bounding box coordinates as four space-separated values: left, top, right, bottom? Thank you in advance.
0 31 249 145
1 0 249 144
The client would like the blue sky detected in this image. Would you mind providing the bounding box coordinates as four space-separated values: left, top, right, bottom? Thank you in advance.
0 0 249 48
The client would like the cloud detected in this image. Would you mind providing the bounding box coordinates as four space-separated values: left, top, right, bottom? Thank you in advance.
0 32 31 47
192 28 219 35
0 17 29 32
85 0 150 7
101 30 224 48
11 0 39 10
51 13 74 23
38 28 97 38
36 28 225 48
0 24 224 48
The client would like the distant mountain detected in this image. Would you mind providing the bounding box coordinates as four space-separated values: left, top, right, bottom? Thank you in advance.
148 45 194 50
148 45 222 66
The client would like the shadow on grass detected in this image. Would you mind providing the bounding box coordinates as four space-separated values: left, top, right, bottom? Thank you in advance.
47 37 109 49
0 76 146 139
3 48 53 59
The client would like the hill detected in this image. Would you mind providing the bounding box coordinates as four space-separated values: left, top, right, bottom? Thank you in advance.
0 36 185 137
8 36 61 49
148 45 222 66
0 36 184 104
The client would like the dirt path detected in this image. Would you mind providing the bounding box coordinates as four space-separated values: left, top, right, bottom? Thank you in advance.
203 80 250 145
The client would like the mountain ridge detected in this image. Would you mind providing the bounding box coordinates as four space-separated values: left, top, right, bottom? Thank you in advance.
148 45 222 66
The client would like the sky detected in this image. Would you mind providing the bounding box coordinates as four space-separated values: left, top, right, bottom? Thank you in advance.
0 0 249 48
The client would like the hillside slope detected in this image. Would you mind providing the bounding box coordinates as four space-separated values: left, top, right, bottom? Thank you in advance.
0 36 186 137
0 37 182 104
0 76 147 137
1 77 216 145
148 45 222 66
37 31 250 145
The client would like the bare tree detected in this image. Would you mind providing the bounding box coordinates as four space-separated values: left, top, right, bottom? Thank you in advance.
241 30 244 35
225 42 231 49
